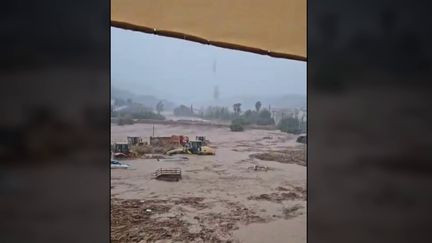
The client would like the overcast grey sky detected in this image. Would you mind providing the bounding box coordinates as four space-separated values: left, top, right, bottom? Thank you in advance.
111 27 306 104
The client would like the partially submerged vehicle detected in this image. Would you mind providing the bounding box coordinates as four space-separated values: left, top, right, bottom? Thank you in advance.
112 142 130 158
166 140 215 156
296 135 307 144
187 140 215 155
111 160 129 169
166 147 189 156
195 136 210 145
112 142 130 153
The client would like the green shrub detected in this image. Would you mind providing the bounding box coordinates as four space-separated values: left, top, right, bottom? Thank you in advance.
238 109 274 126
203 106 234 120
257 109 275 125
241 110 256 124
230 118 245 131
278 117 301 134
230 123 244 131
174 105 195 117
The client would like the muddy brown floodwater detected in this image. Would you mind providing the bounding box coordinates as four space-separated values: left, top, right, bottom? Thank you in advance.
111 123 306 242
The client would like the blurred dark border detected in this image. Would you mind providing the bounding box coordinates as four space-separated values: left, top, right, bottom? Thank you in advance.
308 0 432 242
0 0 110 242
2 0 432 242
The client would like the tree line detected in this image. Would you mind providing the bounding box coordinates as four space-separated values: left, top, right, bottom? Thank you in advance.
113 98 306 134
112 98 166 125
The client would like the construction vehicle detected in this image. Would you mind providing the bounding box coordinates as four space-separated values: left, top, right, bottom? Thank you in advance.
166 140 215 156
195 136 210 145
179 135 189 146
112 142 130 158
112 142 130 153
127 136 144 146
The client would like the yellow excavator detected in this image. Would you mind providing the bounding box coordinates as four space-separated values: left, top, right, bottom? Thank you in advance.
166 140 215 156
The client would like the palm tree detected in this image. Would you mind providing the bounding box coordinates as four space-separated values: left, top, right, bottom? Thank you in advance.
233 103 241 115
156 101 164 114
255 101 262 112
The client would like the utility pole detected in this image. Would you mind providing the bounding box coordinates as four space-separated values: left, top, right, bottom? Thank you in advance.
152 124 155 137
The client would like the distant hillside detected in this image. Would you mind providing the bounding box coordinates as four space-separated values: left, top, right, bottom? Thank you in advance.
111 87 176 110
199 94 306 110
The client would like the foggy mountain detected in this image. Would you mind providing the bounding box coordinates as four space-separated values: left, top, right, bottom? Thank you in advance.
197 94 306 111
111 87 176 110
112 85 305 112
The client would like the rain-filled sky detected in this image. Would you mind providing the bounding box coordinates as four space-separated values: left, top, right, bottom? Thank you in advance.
111 27 306 105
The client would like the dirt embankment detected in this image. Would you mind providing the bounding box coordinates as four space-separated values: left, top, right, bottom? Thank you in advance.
248 186 307 203
250 149 306 166
112 117 279 131
111 198 266 242
112 118 230 128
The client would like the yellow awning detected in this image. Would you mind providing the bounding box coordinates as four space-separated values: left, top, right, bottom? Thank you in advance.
111 0 306 61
